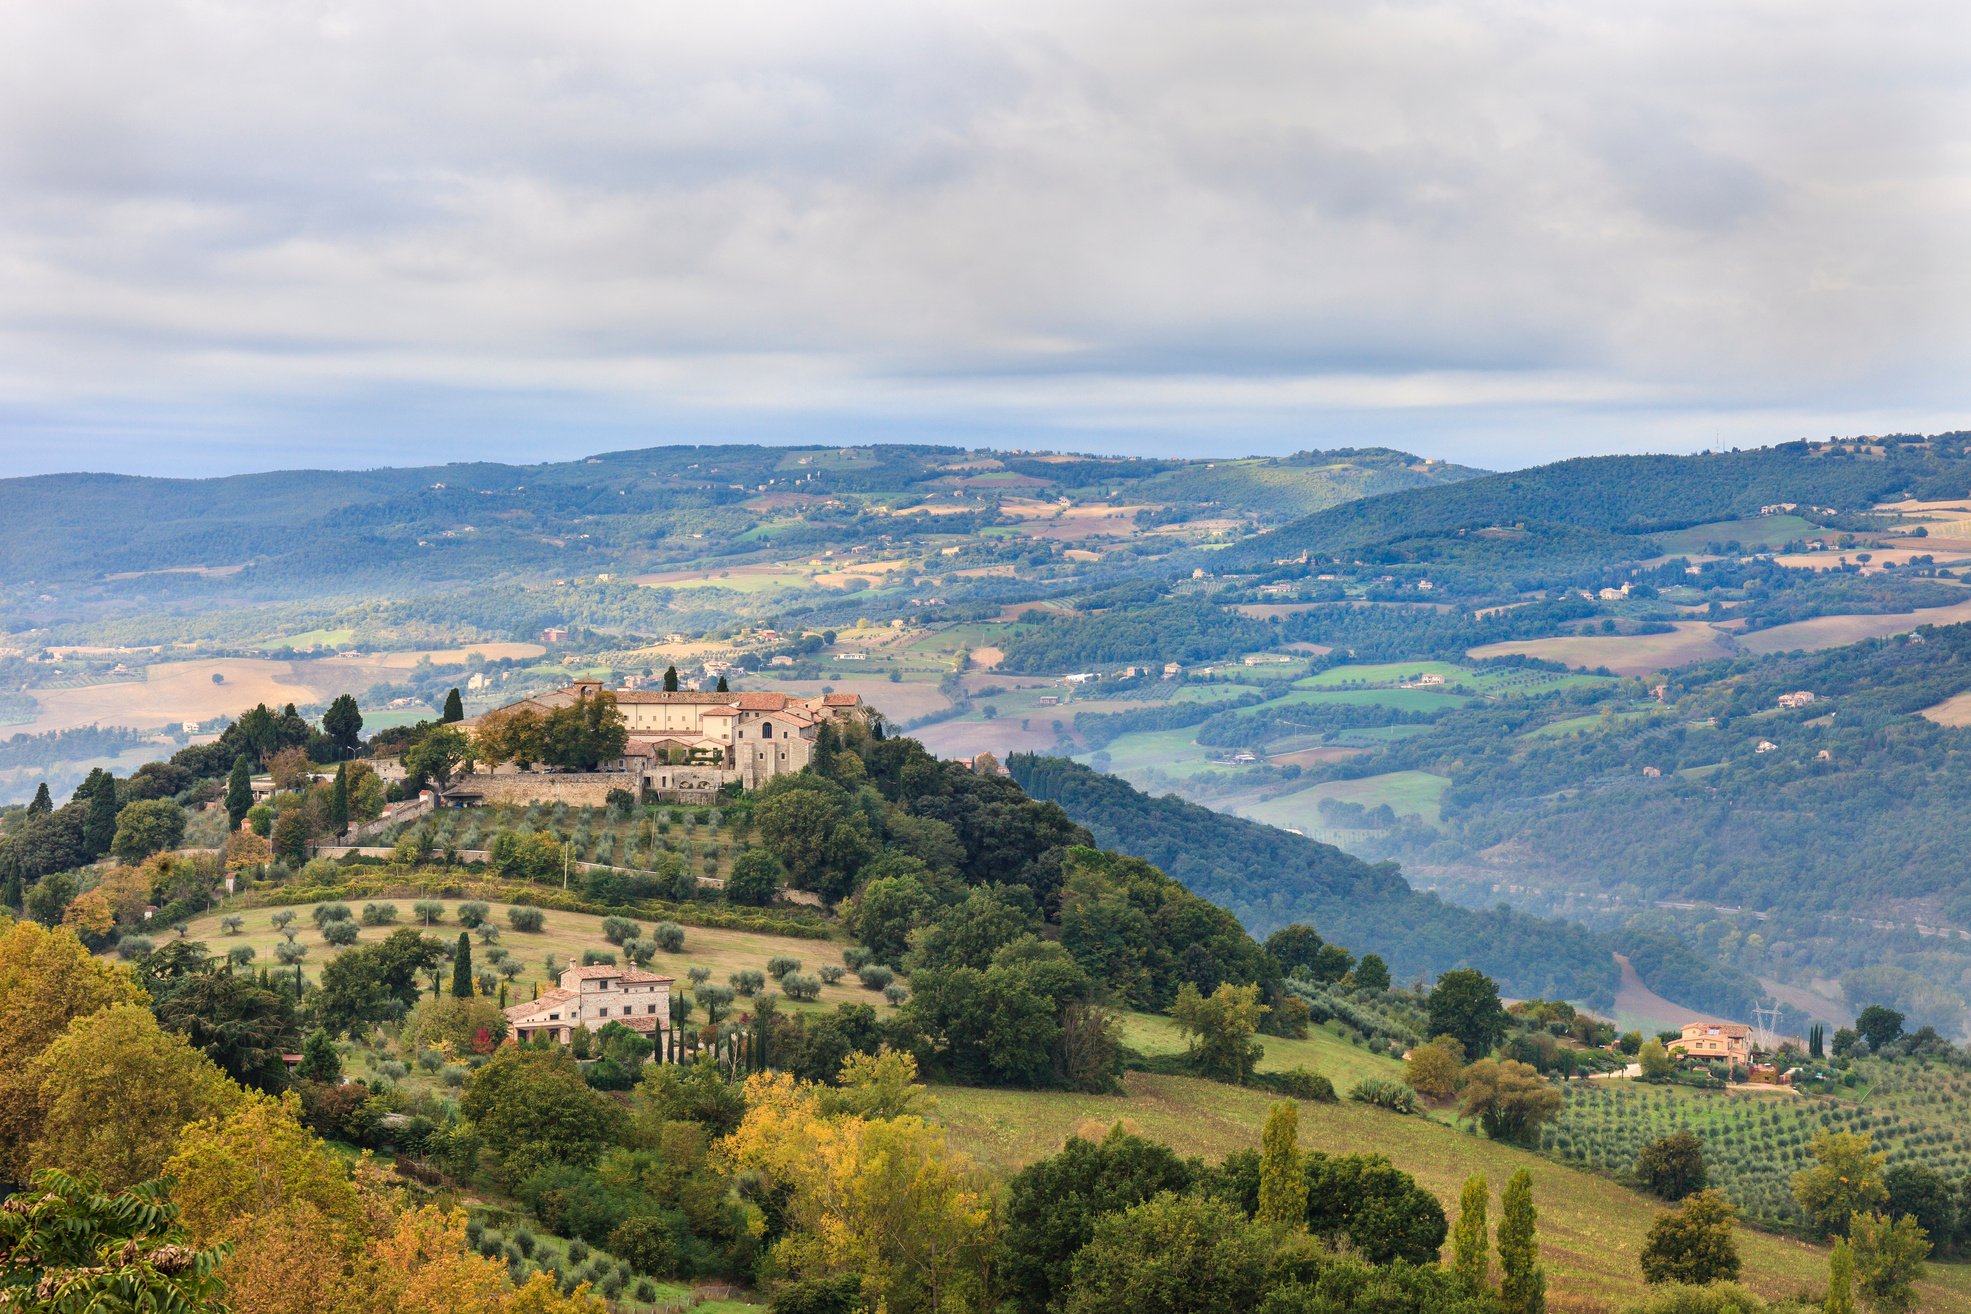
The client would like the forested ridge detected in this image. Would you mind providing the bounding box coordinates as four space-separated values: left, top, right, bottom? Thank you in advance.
1008 754 1619 1009
1229 439 1971 570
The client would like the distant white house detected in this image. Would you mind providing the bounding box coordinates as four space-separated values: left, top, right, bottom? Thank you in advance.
1777 691 1817 709
1755 740 1778 754
1063 672 1099 685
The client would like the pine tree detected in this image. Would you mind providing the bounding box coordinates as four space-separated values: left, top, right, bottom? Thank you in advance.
296 1027 341 1082
83 768 120 856
1498 1168 1545 1314
1454 1174 1491 1294
1257 1100 1306 1226
1825 1237 1854 1314
715 675 729 693
329 763 350 838
26 782 51 815
451 932 474 998
441 688 464 722
663 665 680 692
226 754 253 827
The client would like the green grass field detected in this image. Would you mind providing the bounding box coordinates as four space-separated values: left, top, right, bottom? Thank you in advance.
1237 769 1451 829
1120 1012 1404 1091
1268 686 1473 713
1653 514 1818 555
1293 662 1612 700
162 898 893 1019
934 1072 1971 1313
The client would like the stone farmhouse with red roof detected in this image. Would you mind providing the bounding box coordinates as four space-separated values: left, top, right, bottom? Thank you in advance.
505 962 674 1046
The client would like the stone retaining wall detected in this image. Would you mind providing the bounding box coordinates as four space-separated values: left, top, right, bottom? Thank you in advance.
451 772 626 808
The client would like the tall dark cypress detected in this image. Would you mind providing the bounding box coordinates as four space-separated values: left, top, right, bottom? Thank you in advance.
26 783 51 815
451 931 474 997
83 769 120 857
328 763 350 837
663 665 680 692
225 755 253 827
441 688 464 723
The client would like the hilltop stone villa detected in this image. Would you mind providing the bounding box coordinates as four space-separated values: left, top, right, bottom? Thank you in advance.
505 962 674 1046
455 679 876 805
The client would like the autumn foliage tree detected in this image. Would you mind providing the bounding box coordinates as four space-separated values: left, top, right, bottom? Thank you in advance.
30 1002 241 1189
0 918 146 1180
719 1069 997 1314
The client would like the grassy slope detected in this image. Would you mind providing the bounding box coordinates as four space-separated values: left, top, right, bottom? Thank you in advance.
936 1073 1971 1313
166 899 891 1017
1120 1012 1406 1093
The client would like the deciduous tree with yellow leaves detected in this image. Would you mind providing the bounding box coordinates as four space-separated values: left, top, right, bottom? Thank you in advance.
30 1002 241 1189
0 918 146 1179
720 1068 998 1314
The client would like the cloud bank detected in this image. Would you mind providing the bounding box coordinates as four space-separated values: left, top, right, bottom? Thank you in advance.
0 0 1967 474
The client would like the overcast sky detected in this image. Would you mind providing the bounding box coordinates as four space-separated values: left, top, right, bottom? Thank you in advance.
1 0 1967 477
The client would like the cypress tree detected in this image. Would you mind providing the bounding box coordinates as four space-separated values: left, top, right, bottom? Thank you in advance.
442 688 464 723
83 769 120 857
1498 1169 1545 1314
1825 1237 1854 1314
663 665 680 692
714 675 729 693
1257 1101 1307 1227
26 782 51 815
1454 1174 1491 1294
329 763 350 837
452 932 474 998
226 754 253 827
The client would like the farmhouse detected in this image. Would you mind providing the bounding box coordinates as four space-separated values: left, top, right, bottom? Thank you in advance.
1777 690 1817 709
1669 1021 1752 1066
505 963 673 1046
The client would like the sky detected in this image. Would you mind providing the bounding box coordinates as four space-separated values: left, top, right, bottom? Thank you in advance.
1 0 1968 478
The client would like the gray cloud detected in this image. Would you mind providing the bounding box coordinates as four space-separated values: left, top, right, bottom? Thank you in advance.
0 0 1966 475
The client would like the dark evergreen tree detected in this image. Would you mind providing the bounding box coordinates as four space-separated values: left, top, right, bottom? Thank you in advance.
329 762 350 837
452 931 474 998
441 688 465 723
322 693 365 755
82 768 120 857
26 783 51 815
225 754 253 827
663 665 680 692
714 675 729 693
295 1026 342 1082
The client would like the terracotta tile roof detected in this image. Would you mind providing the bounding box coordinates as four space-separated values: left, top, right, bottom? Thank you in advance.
610 691 749 705
560 965 674 983
699 706 740 718
610 1014 667 1034
735 692 791 710
822 693 862 706
505 987 577 1021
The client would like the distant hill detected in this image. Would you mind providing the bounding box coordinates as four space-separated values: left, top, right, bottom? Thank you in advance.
1225 438 1971 578
1007 753 1619 1009
0 443 1476 600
